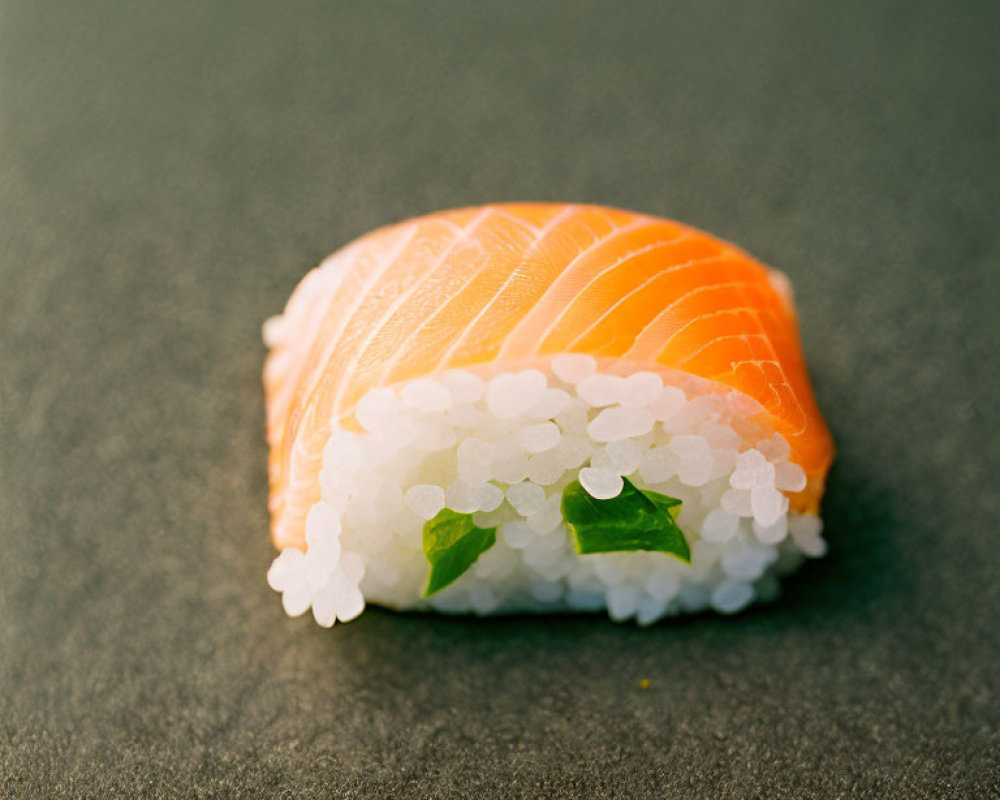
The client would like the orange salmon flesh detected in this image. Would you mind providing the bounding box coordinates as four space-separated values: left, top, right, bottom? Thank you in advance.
264 204 833 551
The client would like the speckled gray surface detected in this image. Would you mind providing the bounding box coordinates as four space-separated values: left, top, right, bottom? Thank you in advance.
1 0 998 797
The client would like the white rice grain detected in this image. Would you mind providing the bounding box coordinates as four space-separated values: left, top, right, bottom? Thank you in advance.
578 467 624 500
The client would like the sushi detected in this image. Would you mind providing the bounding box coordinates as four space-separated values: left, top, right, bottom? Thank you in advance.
263 203 834 626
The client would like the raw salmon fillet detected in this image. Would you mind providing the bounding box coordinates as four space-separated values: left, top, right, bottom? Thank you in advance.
264 204 833 550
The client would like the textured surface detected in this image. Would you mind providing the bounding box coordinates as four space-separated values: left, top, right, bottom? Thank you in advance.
1 0 997 797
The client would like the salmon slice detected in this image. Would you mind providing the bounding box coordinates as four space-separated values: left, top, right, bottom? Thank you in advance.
264 204 833 550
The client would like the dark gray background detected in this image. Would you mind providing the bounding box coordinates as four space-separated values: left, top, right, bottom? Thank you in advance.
2 1 997 797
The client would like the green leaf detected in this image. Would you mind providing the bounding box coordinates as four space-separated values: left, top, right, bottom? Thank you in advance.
560 477 690 562
421 508 498 598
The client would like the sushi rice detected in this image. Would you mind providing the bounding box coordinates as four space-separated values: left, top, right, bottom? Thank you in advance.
266 354 827 627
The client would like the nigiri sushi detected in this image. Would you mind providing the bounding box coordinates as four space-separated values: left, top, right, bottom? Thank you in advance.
263 203 834 626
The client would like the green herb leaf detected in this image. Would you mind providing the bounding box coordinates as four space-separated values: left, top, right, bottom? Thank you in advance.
561 477 690 562
421 508 497 598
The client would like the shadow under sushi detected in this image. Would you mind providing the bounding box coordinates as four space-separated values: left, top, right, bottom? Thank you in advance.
271 444 910 757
